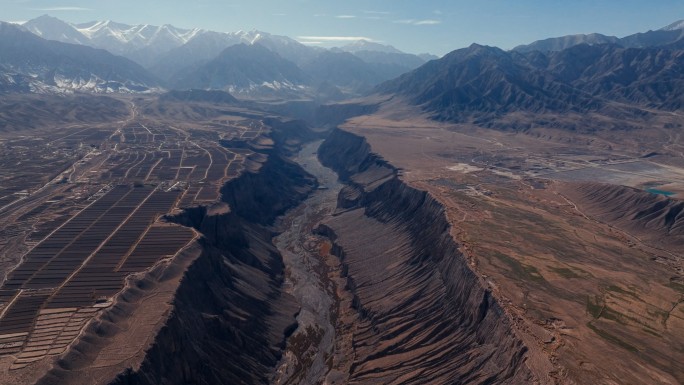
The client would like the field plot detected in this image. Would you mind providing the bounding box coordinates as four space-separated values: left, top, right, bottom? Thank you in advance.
0 185 195 367
94 118 259 206
0 97 276 371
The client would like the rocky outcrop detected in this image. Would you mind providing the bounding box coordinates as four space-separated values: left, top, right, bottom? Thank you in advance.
317 128 539 384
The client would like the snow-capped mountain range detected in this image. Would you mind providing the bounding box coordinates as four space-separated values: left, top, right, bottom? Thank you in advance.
24 15 206 67
22 15 318 69
19 15 423 71
8 15 434 96
25 16 203 51
11 14 683 97
0 21 161 94
75 20 201 48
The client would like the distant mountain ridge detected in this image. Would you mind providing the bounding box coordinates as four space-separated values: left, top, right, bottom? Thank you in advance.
172 43 308 94
0 21 160 94
23 15 202 67
377 44 599 122
514 19 684 53
377 42 684 123
11 14 684 101
17 15 432 96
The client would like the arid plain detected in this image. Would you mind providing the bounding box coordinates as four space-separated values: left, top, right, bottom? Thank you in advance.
332 96 684 384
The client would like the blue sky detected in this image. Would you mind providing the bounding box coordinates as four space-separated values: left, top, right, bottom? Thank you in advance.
4 0 684 55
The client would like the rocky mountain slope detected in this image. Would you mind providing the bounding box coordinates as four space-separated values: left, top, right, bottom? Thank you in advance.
376 44 600 121
377 42 684 123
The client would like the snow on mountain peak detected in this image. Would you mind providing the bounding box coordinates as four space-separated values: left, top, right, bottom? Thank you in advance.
73 19 200 46
660 20 684 31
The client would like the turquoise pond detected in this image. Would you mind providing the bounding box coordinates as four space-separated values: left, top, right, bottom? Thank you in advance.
645 188 676 197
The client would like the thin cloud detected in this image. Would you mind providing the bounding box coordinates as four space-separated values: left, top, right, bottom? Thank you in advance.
362 11 390 20
298 36 378 43
335 15 357 19
415 19 441 25
29 6 93 11
395 19 441 26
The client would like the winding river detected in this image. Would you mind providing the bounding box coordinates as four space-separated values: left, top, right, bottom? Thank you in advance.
272 140 344 385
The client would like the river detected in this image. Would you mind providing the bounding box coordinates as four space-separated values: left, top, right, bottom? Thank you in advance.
271 139 345 385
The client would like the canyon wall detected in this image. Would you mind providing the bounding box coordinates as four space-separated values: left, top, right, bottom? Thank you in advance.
317 128 541 384
35 121 317 385
108 154 315 385
35 121 546 385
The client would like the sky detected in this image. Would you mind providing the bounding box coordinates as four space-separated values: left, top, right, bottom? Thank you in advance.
4 0 684 55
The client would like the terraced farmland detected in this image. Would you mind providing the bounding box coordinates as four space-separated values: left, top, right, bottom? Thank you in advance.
0 96 275 372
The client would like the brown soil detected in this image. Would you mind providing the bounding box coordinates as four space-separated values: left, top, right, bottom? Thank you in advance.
329 98 684 384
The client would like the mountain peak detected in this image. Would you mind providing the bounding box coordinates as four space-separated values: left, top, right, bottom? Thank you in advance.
173 41 307 93
661 19 684 31
33 14 58 21
460 43 506 57
23 14 89 44
0 20 160 94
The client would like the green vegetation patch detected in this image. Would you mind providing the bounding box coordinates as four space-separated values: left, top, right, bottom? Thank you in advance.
551 267 584 279
491 251 545 284
667 280 684 294
605 285 641 301
587 322 639 353
642 327 662 338
601 306 630 325
586 295 604 319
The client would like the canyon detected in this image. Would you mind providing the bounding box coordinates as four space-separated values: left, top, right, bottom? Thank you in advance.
1 16 684 384
0 90 682 384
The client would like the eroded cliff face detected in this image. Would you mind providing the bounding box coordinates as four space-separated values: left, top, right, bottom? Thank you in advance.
104 151 316 385
33 120 542 385
30 120 319 385
105 147 316 384
317 128 538 384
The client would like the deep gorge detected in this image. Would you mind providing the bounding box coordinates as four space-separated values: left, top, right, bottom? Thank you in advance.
317 128 537 384
36 119 540 385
